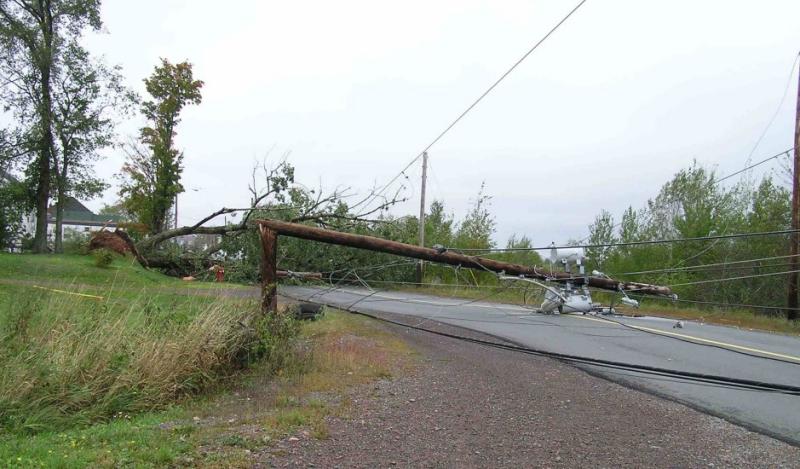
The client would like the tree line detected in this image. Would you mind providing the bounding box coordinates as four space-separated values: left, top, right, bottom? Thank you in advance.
0 0 202 253
582 163 792 316
1 2 794 321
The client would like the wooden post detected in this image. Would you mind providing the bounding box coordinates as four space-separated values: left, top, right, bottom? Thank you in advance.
788 67 800 321
259 225 278 314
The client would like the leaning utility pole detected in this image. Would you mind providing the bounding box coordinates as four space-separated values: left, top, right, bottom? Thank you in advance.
788 69 800 321
256 219 675 305
416 151 428 284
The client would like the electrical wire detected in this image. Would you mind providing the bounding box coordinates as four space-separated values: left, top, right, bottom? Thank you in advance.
740 51 800 168
618 254 800 276
668 269 800 287
284 294 800 395
449 228 800 253
636 295 800 313
716 148 794 184
361 0 589 210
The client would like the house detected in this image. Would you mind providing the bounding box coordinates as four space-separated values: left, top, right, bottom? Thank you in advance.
46 197 122 236
1 168 122 249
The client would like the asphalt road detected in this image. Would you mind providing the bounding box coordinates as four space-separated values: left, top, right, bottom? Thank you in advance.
282 285 800 445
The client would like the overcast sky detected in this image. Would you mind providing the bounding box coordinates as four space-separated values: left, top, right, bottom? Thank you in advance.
82 0 800 246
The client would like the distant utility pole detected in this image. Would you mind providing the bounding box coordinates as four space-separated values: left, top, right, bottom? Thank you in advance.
789 70 800 321
416 151 428 284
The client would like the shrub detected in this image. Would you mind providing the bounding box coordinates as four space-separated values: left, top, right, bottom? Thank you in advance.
92 248 115 268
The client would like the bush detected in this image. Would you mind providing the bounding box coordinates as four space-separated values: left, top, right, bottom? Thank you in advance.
92 248 115 268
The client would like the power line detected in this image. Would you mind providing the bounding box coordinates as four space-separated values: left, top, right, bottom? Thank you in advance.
668 269 800 287
716 148 794 184
289 297 800 395
362 0 589 209
618 254 800 276
741 51 800 167
624 291 800 312
451 228 800 253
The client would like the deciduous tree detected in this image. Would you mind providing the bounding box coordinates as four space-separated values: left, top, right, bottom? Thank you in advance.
0 0 102 252
119 59 203 235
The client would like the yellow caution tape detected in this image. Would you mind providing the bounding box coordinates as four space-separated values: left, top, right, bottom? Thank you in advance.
32 285 104 300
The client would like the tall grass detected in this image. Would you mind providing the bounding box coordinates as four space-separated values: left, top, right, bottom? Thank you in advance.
0 287 295 433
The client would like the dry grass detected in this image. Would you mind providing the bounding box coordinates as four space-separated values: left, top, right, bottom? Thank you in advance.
0 286 273 433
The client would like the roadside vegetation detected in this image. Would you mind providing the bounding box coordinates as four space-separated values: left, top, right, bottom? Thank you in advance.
0 253 414 467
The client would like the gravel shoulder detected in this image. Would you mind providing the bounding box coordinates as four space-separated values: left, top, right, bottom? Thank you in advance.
260 311 800 468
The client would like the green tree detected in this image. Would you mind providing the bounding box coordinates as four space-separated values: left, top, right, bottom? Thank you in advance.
455 182 495 250
0 171 29 249
51 42 133 252
0 0 102 252
586 209 616 270
119 59 203 235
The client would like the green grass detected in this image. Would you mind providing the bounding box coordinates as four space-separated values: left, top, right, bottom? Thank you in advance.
0 252 254 292
0 253 299 467
0 410 192 468
0 254 418 467
0 309 415 468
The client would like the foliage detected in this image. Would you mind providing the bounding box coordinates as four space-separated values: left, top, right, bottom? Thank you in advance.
118 59 203 235
584 163 792 316
216 175 530 288
0 0 104 253
62 229 90 254
0 175 28 250
91 247 115 268
51 41 135 252
454 182 496 250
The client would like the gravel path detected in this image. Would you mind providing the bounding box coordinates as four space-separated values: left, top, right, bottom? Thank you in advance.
258 312 800 468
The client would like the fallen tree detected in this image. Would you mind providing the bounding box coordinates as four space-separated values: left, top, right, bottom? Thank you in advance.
125 159 404 275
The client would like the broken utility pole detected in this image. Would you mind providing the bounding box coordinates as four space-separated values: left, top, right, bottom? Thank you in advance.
256 219 674 302
259 224 278 313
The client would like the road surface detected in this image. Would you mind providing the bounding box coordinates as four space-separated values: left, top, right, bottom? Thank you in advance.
282 285 800 445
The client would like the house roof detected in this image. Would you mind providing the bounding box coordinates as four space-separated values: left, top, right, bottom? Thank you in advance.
48 197 122 225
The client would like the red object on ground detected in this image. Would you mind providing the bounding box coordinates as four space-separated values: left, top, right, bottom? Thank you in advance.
215 267 225 282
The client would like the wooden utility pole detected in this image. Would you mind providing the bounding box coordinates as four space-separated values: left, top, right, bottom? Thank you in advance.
788 69 800 321
256 219 674 297
416 151 428 284
259 225 278 313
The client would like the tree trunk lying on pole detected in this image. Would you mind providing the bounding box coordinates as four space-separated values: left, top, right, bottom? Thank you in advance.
256 219 674 297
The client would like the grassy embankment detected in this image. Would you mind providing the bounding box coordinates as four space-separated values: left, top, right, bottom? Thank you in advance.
395 282 800 335
0 253 415 467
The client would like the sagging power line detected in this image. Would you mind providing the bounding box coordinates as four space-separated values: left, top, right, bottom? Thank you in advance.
361 0 588 210
450 228 800 253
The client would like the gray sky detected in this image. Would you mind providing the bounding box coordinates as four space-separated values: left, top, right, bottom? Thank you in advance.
83 0 800 246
